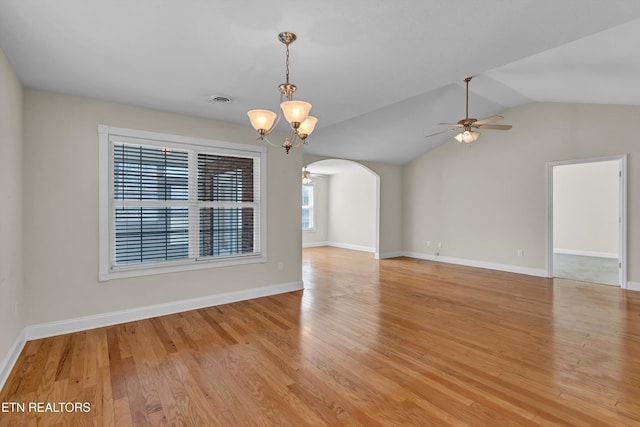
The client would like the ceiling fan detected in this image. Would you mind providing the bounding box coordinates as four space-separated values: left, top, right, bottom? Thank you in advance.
426 76 512 143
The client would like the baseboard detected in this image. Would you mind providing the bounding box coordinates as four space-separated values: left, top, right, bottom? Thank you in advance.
404 251 548 278
327 242 375 253
304 246 401 260
553 248 618 259
302 241 329 248
303 242 376 253
0 329 26 392
627 281 640 292
377 251 405 259
24 281 303 341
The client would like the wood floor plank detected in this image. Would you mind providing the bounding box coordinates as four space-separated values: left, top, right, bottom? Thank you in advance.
168 351 229 425
196 308 238 346
2 246 640 425
148 317 178 356
24 337 58 397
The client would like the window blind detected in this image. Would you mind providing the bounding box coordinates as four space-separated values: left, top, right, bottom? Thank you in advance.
110 142 261 269
114 144 188 201
197 153 258 258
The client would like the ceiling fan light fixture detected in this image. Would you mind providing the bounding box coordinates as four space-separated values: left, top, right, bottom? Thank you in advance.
455 130 480 143
302 167 312 184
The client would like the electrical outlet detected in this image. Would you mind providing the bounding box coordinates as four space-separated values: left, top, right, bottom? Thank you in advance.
437 242 442 248
427 241 431 247
517 249 524 257
278 262 285 271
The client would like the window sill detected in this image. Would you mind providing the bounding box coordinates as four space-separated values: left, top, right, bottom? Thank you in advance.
99 254 267 282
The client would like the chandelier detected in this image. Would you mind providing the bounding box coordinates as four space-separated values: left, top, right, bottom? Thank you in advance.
247 32 317 154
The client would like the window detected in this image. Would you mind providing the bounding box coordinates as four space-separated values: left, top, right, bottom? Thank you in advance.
99 125 267 280
302 184 314 230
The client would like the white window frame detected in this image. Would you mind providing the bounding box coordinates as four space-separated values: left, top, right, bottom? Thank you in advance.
302 184 315 231
98 125 267 281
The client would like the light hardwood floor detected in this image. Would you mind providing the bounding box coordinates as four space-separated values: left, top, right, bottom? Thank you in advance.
2 246 640 426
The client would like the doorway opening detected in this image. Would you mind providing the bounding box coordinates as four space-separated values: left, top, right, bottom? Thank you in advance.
301 159 380 258
547 155 627 287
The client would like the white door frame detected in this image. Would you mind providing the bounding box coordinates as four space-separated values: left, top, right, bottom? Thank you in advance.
546 154 627 288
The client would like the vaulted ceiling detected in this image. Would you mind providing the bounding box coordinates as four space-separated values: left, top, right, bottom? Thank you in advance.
2 1 639 164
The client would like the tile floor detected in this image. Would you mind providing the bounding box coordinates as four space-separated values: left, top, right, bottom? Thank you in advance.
553 253 619 286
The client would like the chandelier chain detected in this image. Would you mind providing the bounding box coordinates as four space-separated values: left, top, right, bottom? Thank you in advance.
285 44 290 85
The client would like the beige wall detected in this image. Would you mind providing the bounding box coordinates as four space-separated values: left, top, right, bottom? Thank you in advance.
404 102 640 284
328 169 377 251
0 49 24 365
553 160 619 256
373 161 403 257
22 89 302 325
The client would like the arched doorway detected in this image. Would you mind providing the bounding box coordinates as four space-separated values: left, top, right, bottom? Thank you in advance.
302 159 380 257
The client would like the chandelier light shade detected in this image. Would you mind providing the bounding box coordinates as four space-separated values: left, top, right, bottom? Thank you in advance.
247 110 277 135
297 116 318 137
280 100 312 126
247 32 317 154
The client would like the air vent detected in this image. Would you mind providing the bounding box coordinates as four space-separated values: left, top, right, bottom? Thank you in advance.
209 96 232 104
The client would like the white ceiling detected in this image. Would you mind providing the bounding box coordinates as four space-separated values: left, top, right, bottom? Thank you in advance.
1 1 640 164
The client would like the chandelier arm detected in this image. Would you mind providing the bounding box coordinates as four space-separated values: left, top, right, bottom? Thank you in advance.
288 129 298 146
293 135 306 149
259 90 289 137
262 112 282 136
257 135 281 148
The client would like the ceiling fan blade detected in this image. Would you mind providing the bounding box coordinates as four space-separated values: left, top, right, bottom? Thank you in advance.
437 122 463 126
425 128 458 138
473 115 503 126
476 124 512 130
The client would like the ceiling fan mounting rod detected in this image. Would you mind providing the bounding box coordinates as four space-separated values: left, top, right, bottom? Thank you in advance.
465 76 472 120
